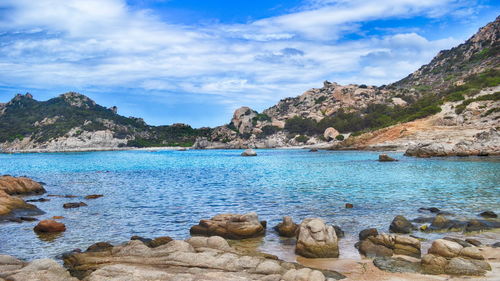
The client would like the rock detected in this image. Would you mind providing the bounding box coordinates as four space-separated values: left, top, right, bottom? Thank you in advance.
1 258 78 281
491 242 500 248
443 237 472 248
421 254 448 274
231 106 257 134
445 257 491 276
148 236 173 248
323 127 340 141
465 238 481 247
428 239 462 258
389 215 414 234
130 235 152 245
418 207 440 213
241 149 257 156
86 242 113 252
19 216 37 221
333 225 344 238
479 211 497 218
309 148 318 152
84 194 104 199
63 202 88 208
378 154 398 162
274 216 298 237
359 234 420 258
52 216 64 219
345 203 353 208
48 194 78 198
0 176 45 195
33 220 66 233
190 212 266 239
0 189 43 218
63 237 342 281
295 218 339 258
359 228 378 241
373 257 422 273
459 246 484 260
358 239 393 258
26 198 50 202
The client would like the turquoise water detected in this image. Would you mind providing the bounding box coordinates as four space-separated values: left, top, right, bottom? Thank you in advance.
0 149 499 261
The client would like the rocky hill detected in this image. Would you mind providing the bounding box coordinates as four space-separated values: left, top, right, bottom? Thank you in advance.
194 16 500 156
0 92 210 152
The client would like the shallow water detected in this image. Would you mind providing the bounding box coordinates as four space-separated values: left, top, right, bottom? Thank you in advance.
0 149 499 261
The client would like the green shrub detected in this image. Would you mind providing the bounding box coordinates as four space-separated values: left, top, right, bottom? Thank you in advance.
335 135 344 141
295 135 309 143
260 125 280 136
315 96 327 104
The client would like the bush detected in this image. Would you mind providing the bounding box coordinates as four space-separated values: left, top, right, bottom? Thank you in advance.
260 125 280 136
335 135 344 141
285 116 321 135
295 135 309 143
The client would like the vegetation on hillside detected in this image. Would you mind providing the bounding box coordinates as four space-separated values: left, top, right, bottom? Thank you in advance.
284 69 499 136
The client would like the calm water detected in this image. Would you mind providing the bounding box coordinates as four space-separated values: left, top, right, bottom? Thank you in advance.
0 149 499 261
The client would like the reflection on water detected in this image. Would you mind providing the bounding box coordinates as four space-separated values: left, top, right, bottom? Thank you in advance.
0 150 499 262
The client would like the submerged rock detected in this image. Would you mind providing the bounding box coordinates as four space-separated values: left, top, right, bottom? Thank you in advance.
63 202 88 208
241 149 257 156
378 154 398 162
274 216 298 237
84 194 104 200
295 218 339 258
190 212 266 239
479 211 497 218
359 228 378 241
345 203 353 208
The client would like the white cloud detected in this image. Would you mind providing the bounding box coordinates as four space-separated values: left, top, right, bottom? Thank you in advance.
0 0 481 118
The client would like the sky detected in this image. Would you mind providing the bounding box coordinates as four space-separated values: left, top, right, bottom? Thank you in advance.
0 1 498 127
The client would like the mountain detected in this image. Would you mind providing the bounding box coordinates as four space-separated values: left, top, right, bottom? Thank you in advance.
194 16 499 156
1 17 498 154
0 92 210 152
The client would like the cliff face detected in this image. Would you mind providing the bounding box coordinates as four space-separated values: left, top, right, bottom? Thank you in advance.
195 17 500 153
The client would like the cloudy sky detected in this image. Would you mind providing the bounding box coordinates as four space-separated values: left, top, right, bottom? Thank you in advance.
0 0 498 127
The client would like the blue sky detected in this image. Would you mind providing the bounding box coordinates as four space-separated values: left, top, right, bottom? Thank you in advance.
0 0 498 127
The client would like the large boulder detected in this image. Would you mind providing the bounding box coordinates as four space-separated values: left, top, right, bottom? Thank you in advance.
323 127 340 141
0 176 46 218
421 239 491 276
389 215 414 234
34 220 66 233
274 216 298 237
231 107 257 134
358 233 421 258
0 176 45 195
295 218 339 258
190 212 266 239
241 149 257 156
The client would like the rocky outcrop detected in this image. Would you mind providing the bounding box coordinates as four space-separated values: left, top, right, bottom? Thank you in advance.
358 234 421 258
421 239 491 275
63 202 88 208
190 212 266 239
0 256 78 281
418 215 500 233
295 218 339 258
405 128 500 157
323 127 339 141
274 216 298 237
0 176 45 195
63 236 341 281
0 176 45 218
231 107 258 134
